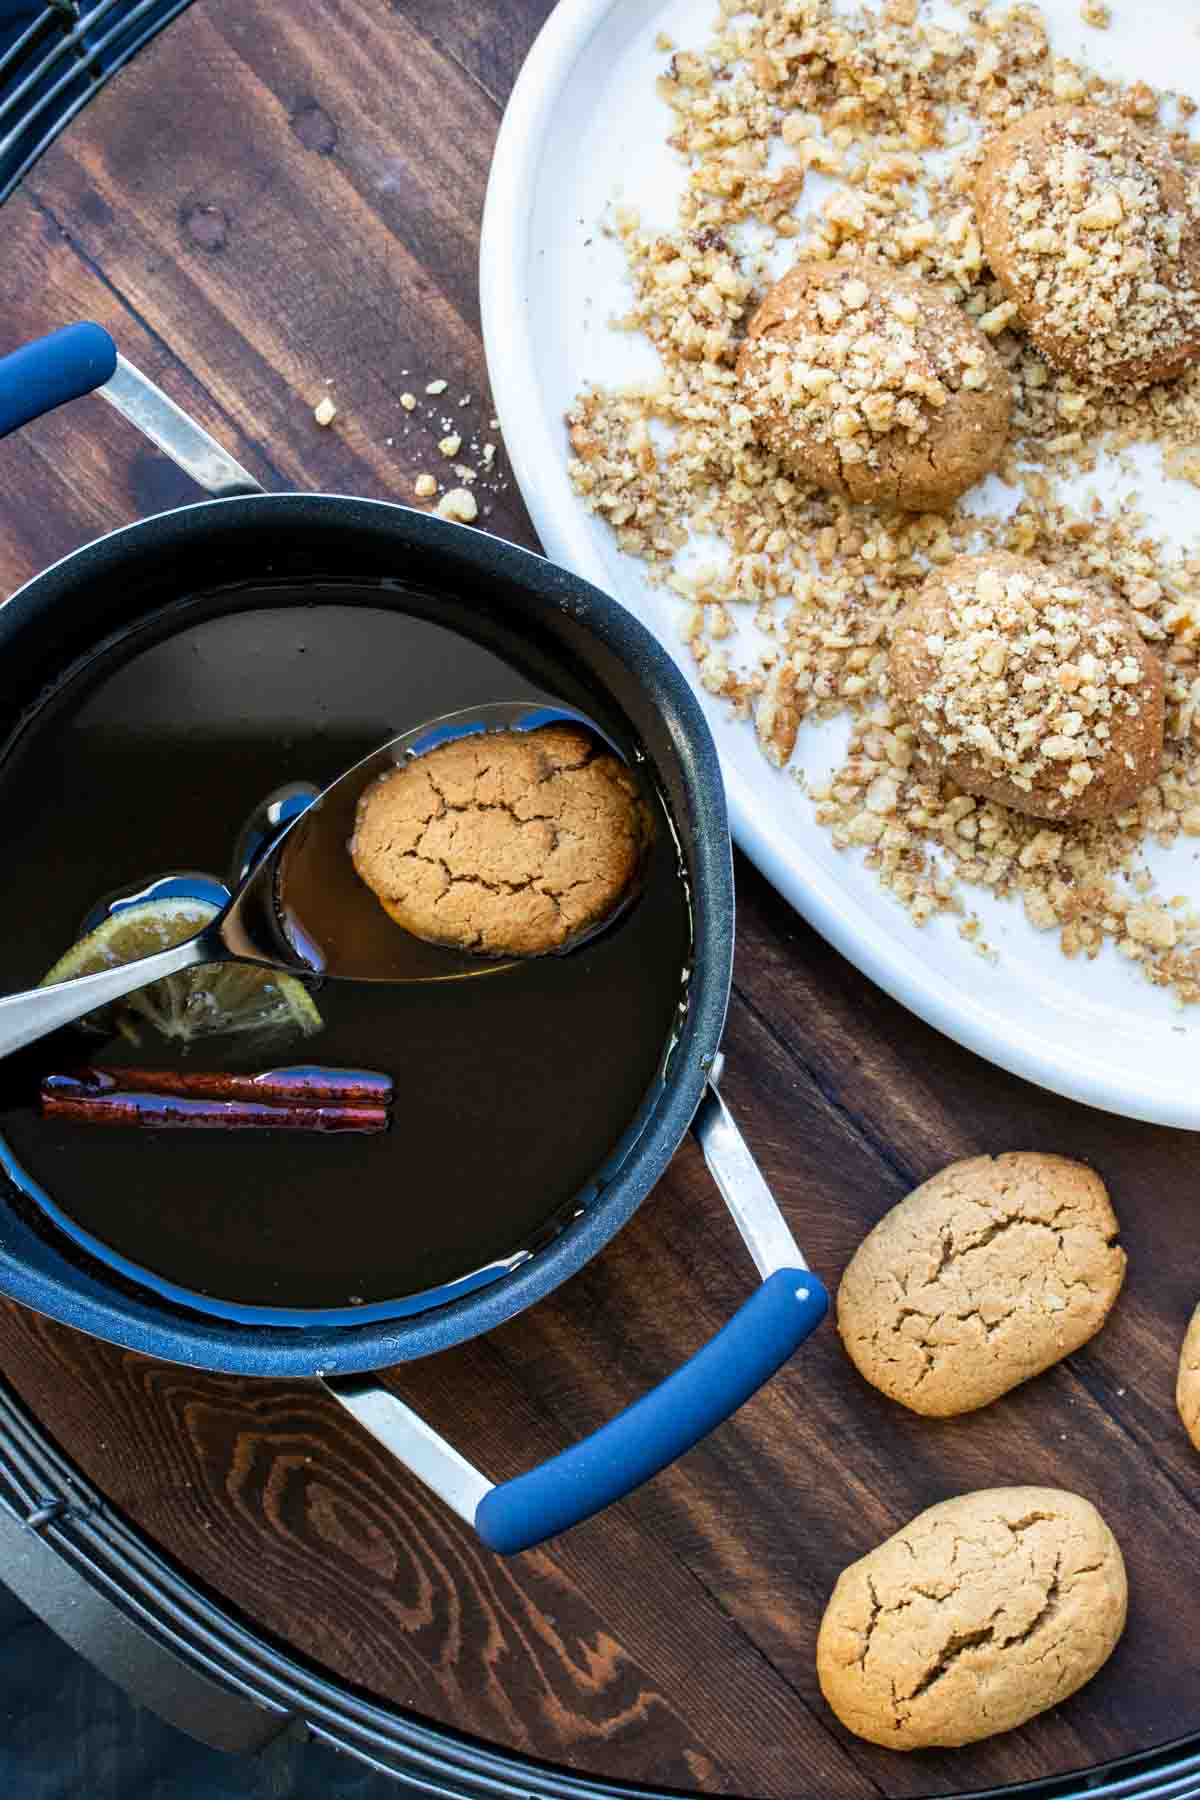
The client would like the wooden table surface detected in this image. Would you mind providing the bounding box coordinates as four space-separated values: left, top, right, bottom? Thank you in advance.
1 3 1199 1795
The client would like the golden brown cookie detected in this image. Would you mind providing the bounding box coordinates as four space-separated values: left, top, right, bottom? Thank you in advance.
837 1153 1125 1417
816 1487 1127 1750
975 105 1200 386
734 260 1010 511
1177 1303 1200 1451
888 551 1164 822
350 724 651 957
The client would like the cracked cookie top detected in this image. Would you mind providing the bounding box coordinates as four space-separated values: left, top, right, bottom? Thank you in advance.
817 1486 1127 1750
350 722 652 958
734 260 1011 511
836 1151 1125 1417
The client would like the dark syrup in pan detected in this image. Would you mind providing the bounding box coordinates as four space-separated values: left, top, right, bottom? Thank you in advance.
0 583 692 1320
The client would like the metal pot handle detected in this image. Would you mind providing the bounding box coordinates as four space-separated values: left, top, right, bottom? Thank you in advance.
0 321 262 496
323 1074 828 1555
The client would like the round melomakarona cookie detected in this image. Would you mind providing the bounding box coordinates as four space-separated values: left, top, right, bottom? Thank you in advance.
1177 1303 1200 1452
735 260 1010 511
888 551 1164 822
975 104 1200 386
817 1487 1127 1750
837 1152 1125 1416
351 723 651 957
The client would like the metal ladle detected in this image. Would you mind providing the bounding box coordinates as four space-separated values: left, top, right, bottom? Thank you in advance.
0 701 630 1061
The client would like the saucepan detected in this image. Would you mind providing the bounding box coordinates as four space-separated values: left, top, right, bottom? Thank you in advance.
0 323 828 1555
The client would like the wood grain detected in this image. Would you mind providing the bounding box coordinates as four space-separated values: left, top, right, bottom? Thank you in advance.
2 2 1200 1796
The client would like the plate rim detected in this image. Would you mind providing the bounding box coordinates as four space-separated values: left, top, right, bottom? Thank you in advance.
480 0 1200 1131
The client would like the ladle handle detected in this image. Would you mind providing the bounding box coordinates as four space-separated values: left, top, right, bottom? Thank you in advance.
0 930 224 1061
323 1079 828 1556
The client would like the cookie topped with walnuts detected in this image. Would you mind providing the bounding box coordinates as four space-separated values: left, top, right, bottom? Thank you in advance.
888 551 1164 823
976 104 1200 387
735 260 1011 512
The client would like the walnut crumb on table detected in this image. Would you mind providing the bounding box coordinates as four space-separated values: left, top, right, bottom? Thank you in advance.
564 0 1200 1004
436 487 477 524
312 396 336 427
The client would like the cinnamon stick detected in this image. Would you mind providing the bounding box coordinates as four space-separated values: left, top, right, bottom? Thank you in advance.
41 1093 389 1132
39 1065 393 1133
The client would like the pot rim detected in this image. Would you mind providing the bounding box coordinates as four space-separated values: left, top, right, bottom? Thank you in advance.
0 492 734 1377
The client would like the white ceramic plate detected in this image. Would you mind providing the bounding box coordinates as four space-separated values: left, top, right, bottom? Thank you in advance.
480 0 1200 1128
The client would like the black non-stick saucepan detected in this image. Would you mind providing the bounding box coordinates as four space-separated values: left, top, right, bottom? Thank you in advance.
0 323 828 1555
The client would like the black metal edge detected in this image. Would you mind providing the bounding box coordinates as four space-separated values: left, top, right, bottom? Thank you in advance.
0 1493 290 1753
1 1373 1198 1800
0 494 734 1378
0 1 197 206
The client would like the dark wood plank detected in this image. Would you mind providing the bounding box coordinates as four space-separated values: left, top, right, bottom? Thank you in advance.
392 0 554 110
2 2 1200 1796
0 190 278 594
0 1297 871 1799
5 1 536 569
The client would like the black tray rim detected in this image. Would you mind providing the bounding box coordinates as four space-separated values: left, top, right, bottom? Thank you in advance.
1 1372 1197 1800
0 0 198 205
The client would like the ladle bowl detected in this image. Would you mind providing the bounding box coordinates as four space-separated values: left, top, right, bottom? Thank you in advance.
0 701 629 1060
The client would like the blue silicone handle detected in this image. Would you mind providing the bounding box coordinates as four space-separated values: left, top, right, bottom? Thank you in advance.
474 1267 828 1555
0 323 117 440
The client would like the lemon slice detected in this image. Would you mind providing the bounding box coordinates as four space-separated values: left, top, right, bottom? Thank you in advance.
40 898 322 1047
